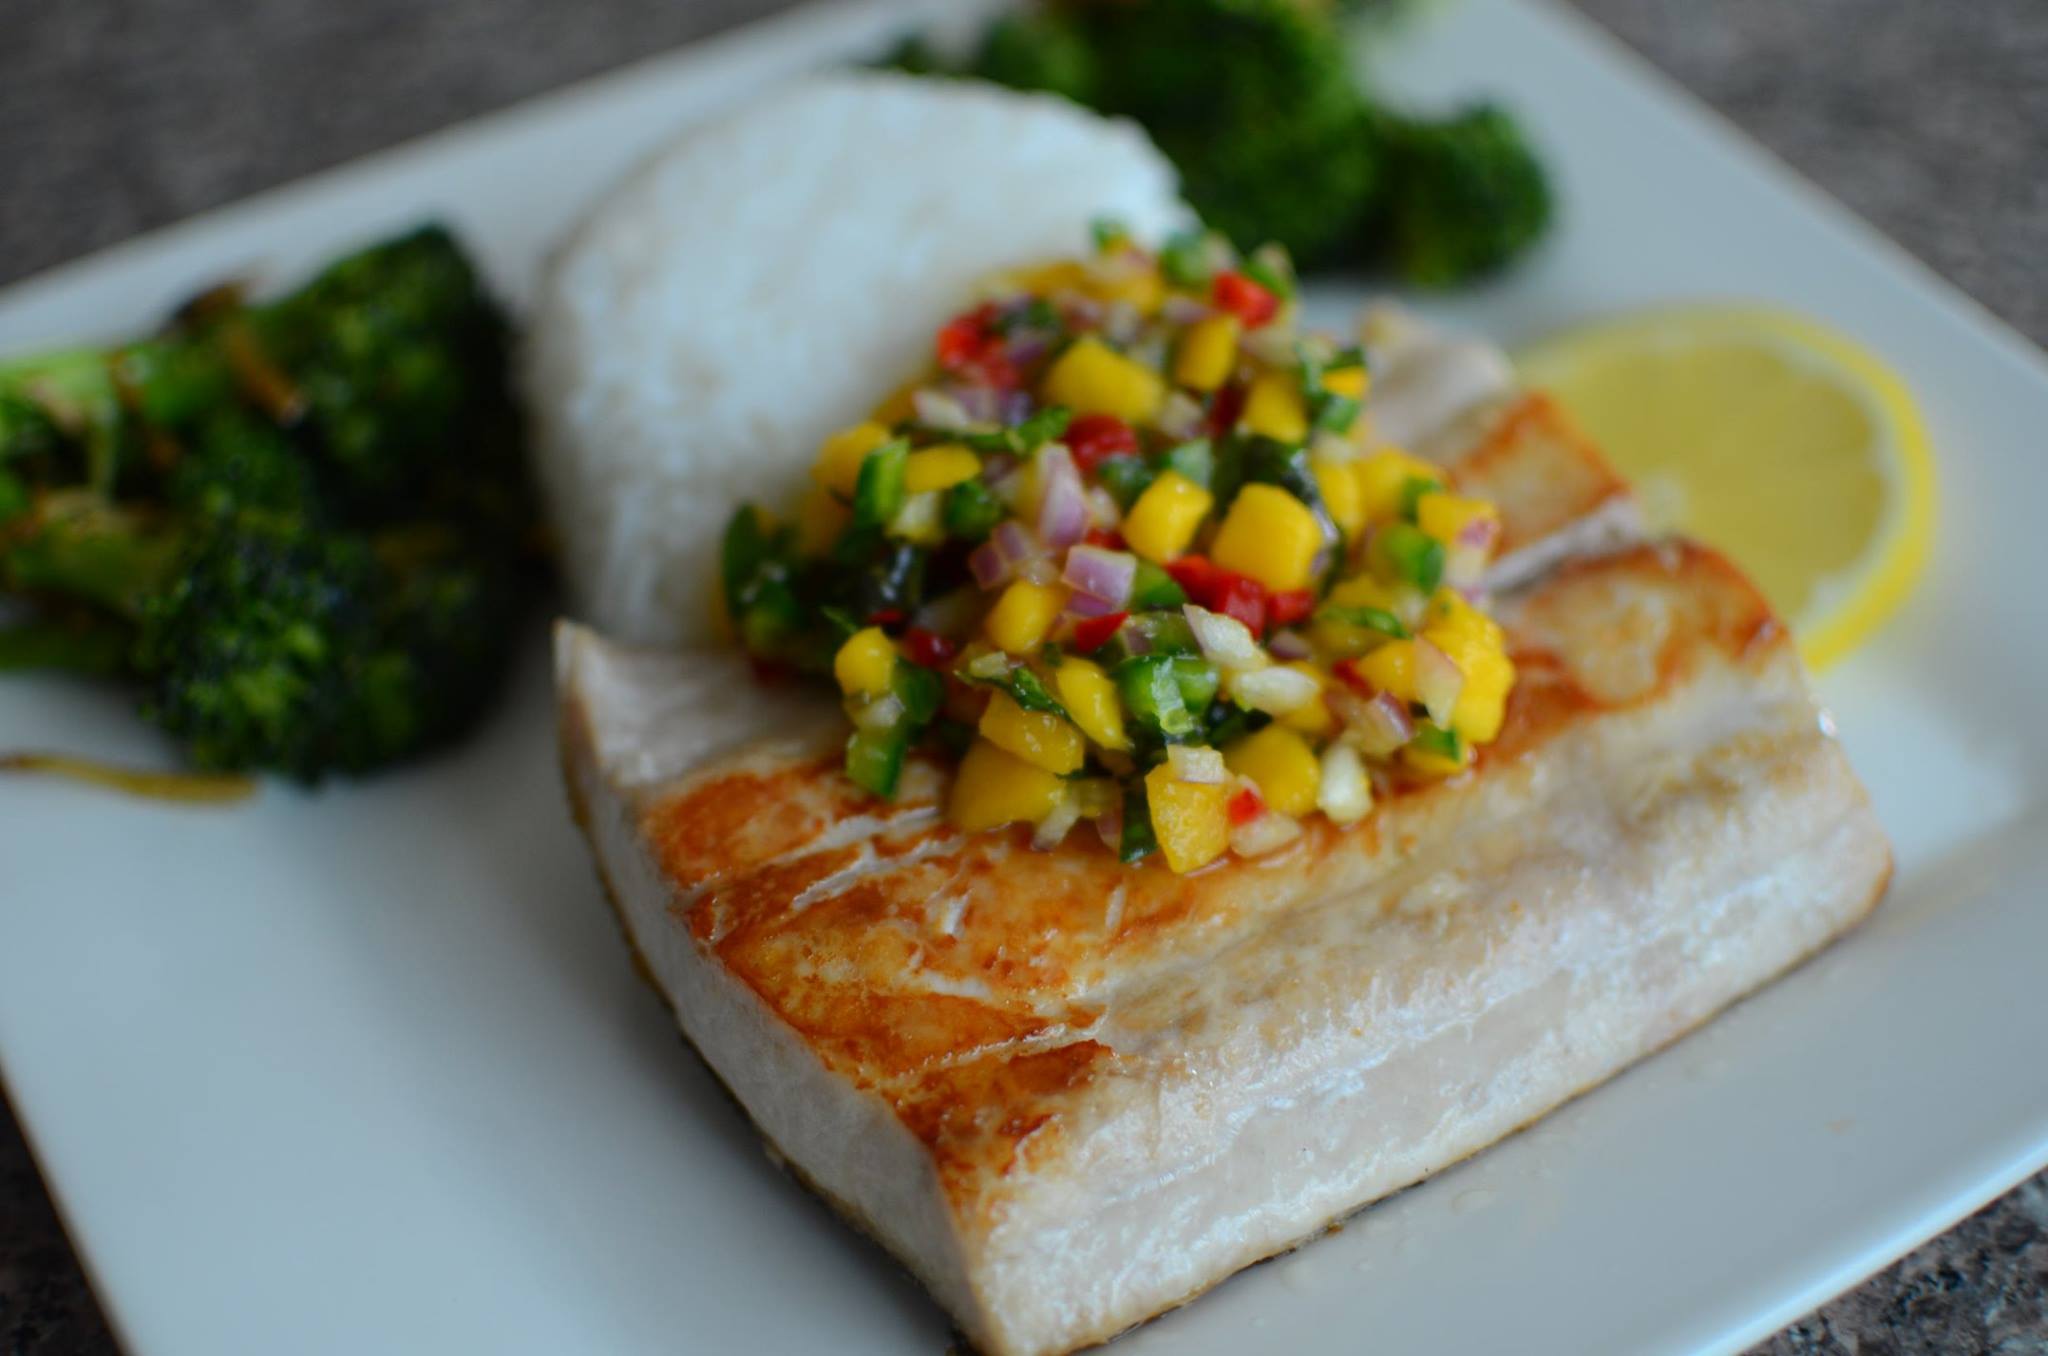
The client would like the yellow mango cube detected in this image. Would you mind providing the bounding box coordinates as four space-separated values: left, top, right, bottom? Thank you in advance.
904 444 982 494
1174 314 1241 392
812 422 893 497
950 739 1069 832
1312 455 1366 539
1322 364 1370 401
1241 371 1309 443
1042 336 1165 422
1144 764 1231 874
1416 491 1500 548
1086 263 1165 314
1010 259 1088 296
1210 483 1323 592
1349 637 1417 703
832 627 897 699
1053 657 1129 750
984 580 1067 654
1355 448 1443 523
1223 725 1321 817
978 691 1085 775
1448 649 1515 745
1276 662 1336 736
1122 471 1214 562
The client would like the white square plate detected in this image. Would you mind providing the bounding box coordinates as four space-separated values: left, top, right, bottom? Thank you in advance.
3 2 2044 1353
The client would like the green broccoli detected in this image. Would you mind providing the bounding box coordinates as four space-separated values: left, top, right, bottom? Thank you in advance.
1378 103 1554 288
0 224 538 783
971 9 1101 104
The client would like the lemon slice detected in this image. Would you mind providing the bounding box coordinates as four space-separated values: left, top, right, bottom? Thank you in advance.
1516 305 1935 670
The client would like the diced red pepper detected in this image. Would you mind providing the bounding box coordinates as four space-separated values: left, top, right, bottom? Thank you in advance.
1081 526 1126 551
866 607 907 628
1066 413 1140 474
1227 786 1266 826
1212 572 1268 634
1206 382 1246 438
1212 270 1279 328
935 303 997 370
1071 611 1129 654
902 626 958 669
1266 588 1316 627
1331 657 1373 693
1163 555 1223 603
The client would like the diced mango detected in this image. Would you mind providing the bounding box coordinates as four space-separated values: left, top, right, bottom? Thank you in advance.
1448 649 1515 745
1144 764 1231 874
1422 588 1505 665
904 444 982 494
1174 314 1241 392
1349 637 1417 703
832 627 897 699
1354 448 1443 524
978 691 1085 775
1241 370 1309 443
984 580 1067 654
949 739 1069 832
795 485 851 556
870 382 918 426
1322 364 1370 401
1222 725 1321 818
1312 455 1365 539
1042 336 1165 422
1122 471 1213 562
1010 260 1088 296
1416 491 1500 548
1086 263 1165 314
1053 657 1129 750
1276 662 1336 736
813 422 893 497
1210 483 1323 592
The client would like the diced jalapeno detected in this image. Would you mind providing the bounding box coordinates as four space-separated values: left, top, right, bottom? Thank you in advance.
844 726 909 798
1169 654 1220 713
851 438 909 529
1118 783 1160 863
943 477 1005 541
1115 654 1196 739
1375 523 1446 593
1312 605 1409 640
1397 474 1444 523
1095 454 1156 510
1410 722 1463 761
1128 559 1187 611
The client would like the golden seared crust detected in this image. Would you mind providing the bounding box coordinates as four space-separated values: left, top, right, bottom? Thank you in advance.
630 539 1813 1217
1448 392 1635 558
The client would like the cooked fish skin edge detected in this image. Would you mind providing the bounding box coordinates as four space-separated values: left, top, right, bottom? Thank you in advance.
555 538 1890 1356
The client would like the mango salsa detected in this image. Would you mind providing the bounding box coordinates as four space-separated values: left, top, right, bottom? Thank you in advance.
1145 764 1231 873
950 739 1069 832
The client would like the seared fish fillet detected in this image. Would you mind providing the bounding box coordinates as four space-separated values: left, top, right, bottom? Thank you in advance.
558 530 1887 1354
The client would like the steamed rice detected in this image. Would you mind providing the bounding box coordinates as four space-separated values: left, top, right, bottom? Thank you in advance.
526 71 1187 647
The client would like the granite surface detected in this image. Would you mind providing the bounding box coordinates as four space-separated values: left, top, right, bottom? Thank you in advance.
3 1 2045 1353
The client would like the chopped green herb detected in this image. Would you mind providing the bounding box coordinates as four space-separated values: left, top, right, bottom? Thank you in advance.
1410 722 1464 762
942 477 1005 541
1118 783 1158 864
1095 454 1156 509
1243 243 1297 301
1159 229 1213 290
964 405 1072 455
1091 216 1130 251
967 659 1069 718
817 604 862 640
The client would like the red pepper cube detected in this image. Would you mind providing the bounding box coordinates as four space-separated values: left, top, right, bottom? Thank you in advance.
1227 785 1266 826
1164 555 1223 606
1212 270 1279 328
1206 383 1247 438
902 626 958 668
1266 588 1316 627
1066 413 1141 474
1071 611 1129 654
1212 571 1268 635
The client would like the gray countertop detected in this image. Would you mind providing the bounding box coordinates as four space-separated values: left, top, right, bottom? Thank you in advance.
3 2 2045 1352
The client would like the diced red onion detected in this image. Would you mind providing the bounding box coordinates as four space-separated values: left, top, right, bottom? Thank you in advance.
1330 685 1413 756
1062 296 1105 331
1444 543 1489 590
1167 744 1228 784
1160 294 1213 326
1456 516 1501 550
997 389 1037 426
1035 445 1089 548
980 452 1019 483
914 387 976 430
1231 810 1303 858
1004 335 1051 369
1103 301 1143 346
948 384 1005 425
1063 545 1137 611
1032 795 1084 851
1185 604 1266 671
1019 555 1061 586
1230 665 1320 715
1267 628 1312 660
968 518 1043 591
1086 485 1122 528
1414 637 1465 727
915 587 982 637
1318 744 1372 825
1154 390 1206 441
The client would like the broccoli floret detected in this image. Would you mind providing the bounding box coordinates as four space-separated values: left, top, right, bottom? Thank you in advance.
970 10 1101 103
1379 103 1553 288
135 512 524 780
163 411 321 520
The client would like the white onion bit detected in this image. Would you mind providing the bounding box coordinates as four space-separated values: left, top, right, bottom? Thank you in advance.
1184 604 1267 671
1167 744 1228 784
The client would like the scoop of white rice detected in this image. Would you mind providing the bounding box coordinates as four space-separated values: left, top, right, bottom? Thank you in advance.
526 70 1188 648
